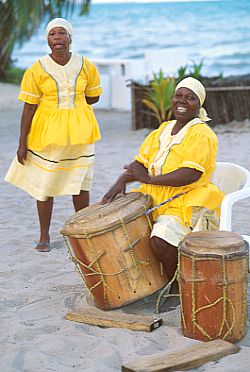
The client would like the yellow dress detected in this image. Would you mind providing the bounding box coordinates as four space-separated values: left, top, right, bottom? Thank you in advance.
5 53 102 201
19 53 102 150
133 118 224 226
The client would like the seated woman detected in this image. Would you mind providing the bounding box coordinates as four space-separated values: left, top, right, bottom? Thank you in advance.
102 77 224 286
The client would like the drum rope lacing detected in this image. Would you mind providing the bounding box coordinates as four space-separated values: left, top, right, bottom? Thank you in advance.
118 210 146 292
155 239 185 313
178 252 248 340
63 235 148 298
62 203 156 300
155 268 179 313
156 243 247 340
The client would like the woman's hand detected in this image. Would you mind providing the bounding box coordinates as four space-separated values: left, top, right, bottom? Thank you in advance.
17 144 27 165
124 161 150 184
101 162 148 204
86 96 100 105
101 177 127 204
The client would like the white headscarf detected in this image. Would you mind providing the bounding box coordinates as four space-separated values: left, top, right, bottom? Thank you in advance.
175 77 211 122
45 18 73 48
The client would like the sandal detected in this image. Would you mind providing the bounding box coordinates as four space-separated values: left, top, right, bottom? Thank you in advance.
35 241 51 252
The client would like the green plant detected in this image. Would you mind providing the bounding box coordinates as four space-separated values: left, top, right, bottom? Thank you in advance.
0 0 90 80
189 59 204 79
142 69 176 124
2 65 25 84
218 71 224 80
177 65 188 80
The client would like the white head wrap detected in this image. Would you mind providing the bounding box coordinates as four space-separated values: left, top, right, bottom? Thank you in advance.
46 18 73 48
175 77 211 122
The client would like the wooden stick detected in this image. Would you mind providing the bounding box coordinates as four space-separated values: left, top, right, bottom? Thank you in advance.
121 339 240 371
66 307 162 332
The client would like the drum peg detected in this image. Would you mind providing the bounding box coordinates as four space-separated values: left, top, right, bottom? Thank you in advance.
123 238 141 252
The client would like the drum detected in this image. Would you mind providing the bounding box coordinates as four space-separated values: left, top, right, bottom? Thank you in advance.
61 192 168 310
179 231 248 343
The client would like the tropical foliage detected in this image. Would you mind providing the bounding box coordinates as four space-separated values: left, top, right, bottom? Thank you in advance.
142 60 207 126
0 0 90 79
4 65 25 85
142 70 176 124
177 64 188 80
177 59 204 81
189 59 204 79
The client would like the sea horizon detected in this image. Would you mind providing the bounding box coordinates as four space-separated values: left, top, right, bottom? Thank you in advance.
12 0 250 79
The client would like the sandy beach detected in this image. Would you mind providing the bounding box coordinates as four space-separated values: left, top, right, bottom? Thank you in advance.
1 82 250 371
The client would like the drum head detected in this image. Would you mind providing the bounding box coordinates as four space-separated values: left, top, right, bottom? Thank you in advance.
61 192 152 238
180 230 247 257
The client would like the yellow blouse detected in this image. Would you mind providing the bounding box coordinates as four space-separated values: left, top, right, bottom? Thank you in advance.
133 119 224 225
18 53 102 151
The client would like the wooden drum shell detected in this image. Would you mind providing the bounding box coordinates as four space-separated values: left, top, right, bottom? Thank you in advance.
179 231 248 343
61 193 168 310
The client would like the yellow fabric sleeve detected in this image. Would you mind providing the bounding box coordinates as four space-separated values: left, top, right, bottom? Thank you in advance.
180 128 218 174
18 67 41 104
84 58 102 97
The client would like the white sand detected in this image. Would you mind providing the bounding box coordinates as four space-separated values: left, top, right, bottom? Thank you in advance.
1 82 250 371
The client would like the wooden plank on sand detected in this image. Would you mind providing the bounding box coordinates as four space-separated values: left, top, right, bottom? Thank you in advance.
121 339 240 372
66 307 162 332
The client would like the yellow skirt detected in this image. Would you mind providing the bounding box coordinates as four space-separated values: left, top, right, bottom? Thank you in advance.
5 144 95 201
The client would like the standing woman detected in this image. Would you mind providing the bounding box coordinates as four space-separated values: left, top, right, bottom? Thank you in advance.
5 18 102 252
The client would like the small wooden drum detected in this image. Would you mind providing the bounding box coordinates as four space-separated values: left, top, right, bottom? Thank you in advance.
179 231 248 343
61 192 168 310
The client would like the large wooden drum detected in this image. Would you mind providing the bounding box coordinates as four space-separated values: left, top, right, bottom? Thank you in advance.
61 192 168 310
179 231 248 343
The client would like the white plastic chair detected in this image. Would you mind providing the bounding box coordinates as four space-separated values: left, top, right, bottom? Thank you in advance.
212 162 250 262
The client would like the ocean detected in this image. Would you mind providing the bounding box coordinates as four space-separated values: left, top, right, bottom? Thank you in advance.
12 0 250 78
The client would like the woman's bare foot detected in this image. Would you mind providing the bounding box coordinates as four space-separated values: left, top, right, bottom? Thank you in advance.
35 237 51 252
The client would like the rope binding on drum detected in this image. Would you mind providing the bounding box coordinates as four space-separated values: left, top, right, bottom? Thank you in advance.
178 250 248 341
155 269 179 314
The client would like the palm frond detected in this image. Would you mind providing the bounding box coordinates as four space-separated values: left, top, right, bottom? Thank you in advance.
0 0 90 79
142 98 162 123
142 72 176 125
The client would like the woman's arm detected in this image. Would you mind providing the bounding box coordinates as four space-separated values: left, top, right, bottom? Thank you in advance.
102 159 201 203
101 161 145 203
17 103 38 164
124 163 202 187
86 96 99 105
